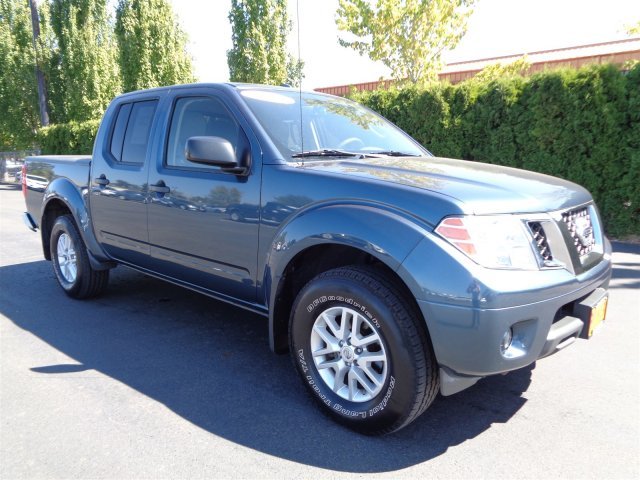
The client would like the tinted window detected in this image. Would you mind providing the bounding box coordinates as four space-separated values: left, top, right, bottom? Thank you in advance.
119 100 157 164
166 97 240 169
109 103 132 161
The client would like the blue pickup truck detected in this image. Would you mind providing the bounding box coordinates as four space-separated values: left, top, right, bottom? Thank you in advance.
22 83 612 434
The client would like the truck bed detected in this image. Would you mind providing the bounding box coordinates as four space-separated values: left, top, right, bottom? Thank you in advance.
24 155 92 226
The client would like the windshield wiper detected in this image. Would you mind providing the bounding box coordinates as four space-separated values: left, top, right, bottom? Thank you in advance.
291 149 420 159
291 149 360 158
368 150 420 157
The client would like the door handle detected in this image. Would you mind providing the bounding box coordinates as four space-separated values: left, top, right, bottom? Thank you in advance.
94 175 110 186
149 181 170 194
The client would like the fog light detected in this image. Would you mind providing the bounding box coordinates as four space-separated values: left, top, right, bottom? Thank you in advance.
500 328 513 354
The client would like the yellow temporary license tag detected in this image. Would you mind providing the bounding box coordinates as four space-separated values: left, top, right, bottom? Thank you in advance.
588 296 608 338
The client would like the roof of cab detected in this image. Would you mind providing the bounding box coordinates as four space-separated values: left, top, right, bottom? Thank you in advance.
114 82 327 100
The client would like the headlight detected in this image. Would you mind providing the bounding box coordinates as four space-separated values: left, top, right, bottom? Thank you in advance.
435 215 539 270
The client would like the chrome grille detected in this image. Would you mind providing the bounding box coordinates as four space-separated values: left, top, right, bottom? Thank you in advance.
562 208 595 257
528 222 553 261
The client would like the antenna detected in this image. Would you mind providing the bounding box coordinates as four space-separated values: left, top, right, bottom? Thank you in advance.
296 0 304 157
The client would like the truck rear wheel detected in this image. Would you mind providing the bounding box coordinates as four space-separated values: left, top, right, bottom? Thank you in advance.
50 215 109 299
289 265 438 434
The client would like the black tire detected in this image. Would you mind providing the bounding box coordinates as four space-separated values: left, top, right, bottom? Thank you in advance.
289 265 438 435
50 215 109 299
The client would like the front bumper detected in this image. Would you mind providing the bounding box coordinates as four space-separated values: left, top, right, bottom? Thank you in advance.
400 234 612 396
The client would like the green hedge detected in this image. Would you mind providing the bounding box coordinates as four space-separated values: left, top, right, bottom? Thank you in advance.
36 119 100 155
354 63 640 237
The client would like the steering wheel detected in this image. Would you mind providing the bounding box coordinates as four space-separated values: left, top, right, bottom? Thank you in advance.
337 137 365 150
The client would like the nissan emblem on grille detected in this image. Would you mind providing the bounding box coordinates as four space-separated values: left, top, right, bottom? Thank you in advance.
563 208 595 257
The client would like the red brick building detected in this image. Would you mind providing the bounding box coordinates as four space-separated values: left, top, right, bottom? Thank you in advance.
315 37 640 97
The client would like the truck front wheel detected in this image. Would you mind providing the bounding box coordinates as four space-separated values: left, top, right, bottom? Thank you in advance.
50 215 109 299
289 266 439 434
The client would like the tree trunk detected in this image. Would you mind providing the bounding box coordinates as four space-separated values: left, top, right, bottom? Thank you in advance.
28 0 50 127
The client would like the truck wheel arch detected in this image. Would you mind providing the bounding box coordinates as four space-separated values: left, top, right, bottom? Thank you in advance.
40 198 73 261
265 203 435 355
39 178 112 268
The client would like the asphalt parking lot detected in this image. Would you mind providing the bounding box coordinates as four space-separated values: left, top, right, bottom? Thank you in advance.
1 183 639 479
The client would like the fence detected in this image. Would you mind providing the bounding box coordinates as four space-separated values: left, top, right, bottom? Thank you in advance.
316 37 640 96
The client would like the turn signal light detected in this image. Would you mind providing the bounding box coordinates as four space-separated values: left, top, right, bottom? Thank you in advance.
434 217 477 256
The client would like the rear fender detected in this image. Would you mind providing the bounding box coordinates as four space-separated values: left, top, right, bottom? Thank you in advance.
41 177 112 267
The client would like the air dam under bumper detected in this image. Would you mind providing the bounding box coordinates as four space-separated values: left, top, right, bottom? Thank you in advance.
417 274 611 397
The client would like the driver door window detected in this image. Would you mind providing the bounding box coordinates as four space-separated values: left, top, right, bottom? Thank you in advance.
166 97 241 169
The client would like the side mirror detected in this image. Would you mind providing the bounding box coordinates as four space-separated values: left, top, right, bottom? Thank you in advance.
185 136 246 174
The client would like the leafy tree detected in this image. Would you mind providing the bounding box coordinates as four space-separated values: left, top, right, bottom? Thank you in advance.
227 0 303 86
49 0 121 122
115 0 194 93
35 1 65 123
626 20 640 35
0 0 40 149
336 0 476 85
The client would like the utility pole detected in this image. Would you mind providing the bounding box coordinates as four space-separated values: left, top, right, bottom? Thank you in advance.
28 0 50 127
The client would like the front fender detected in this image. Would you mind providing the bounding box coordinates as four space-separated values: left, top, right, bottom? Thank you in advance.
264 202 431 351
41 178 110 265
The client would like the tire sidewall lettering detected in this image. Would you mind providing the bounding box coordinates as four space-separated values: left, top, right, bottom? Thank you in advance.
296 289 401 421
296 347 396 420
291 270 430 432
305 295 381 330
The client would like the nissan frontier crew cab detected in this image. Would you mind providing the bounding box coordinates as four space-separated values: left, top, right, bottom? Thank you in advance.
22 83 612 434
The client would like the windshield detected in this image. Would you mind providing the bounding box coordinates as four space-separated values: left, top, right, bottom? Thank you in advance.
239 89 429 160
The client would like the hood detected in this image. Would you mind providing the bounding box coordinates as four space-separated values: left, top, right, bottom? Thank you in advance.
299 156 592 215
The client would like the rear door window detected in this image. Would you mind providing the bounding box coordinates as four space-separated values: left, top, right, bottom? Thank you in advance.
109 100 158 164
110 103 132 161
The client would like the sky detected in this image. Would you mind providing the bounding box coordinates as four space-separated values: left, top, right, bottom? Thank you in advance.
167 0 640 90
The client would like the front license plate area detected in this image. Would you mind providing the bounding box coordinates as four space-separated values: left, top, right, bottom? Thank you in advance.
587 296 608 338
574 288 608 339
